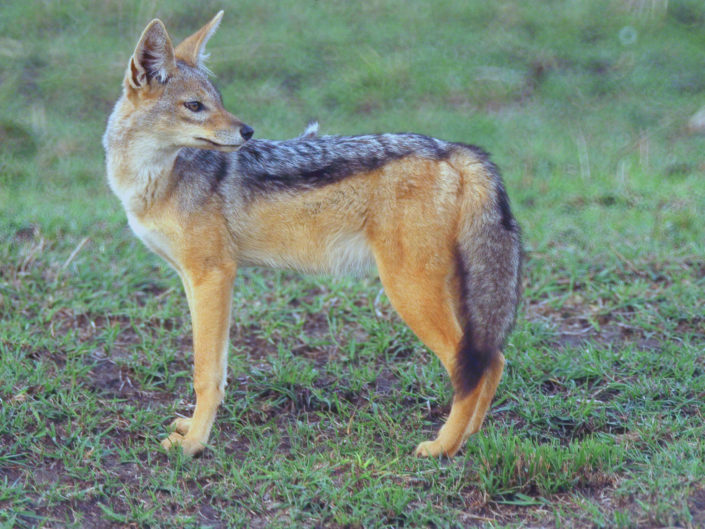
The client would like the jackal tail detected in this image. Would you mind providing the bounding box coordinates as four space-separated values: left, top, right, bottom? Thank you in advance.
455 146 522 396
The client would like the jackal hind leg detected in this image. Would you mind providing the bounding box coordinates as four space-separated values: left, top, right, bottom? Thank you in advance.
161 264 235 456
375 261 503 458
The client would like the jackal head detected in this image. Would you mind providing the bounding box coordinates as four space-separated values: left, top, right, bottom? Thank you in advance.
124 11 252 151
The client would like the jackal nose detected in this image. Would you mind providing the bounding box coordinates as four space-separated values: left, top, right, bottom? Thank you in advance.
240 125 254 141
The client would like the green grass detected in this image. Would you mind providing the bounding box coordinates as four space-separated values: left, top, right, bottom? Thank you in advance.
2 0 705 527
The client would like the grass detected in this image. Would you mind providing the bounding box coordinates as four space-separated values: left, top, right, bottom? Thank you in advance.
1 0 705 527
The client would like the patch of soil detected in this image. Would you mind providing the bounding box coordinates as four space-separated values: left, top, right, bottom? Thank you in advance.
86 358 181 406
523 254 705 351
689 486 705 526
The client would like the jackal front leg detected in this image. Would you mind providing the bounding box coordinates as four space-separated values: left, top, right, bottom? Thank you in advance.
161 265 235 456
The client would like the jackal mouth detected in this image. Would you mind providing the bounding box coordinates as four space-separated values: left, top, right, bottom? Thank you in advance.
195 137 243 150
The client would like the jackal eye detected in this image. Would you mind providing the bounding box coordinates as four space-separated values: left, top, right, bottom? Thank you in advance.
184 101 204 112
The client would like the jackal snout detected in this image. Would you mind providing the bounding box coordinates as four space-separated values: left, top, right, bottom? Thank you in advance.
213 116 253 145
200 115 254 151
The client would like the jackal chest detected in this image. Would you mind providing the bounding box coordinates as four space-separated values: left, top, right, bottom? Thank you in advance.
127 213 181 271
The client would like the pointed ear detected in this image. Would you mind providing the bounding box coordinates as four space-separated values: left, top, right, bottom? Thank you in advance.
127 19 176 90
174 11 224 69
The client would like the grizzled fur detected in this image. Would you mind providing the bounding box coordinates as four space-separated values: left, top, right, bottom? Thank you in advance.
234 133 451 192
176 132 449 195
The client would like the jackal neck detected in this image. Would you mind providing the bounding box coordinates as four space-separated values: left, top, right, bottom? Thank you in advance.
105 140 180 214
103 101 180 214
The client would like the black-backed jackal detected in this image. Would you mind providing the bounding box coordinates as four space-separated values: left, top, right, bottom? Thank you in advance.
103 12 522 458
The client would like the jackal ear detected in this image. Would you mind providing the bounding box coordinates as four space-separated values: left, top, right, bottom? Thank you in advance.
174 11 224 69
127 19 176 89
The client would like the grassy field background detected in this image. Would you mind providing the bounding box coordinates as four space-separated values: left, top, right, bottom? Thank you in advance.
1 0 704 527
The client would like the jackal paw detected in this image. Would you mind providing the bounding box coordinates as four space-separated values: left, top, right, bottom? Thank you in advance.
414 439 452 458
169 417 192 435
160 432 204 457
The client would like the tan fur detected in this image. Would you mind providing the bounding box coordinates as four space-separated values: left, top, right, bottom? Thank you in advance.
104 13 515 458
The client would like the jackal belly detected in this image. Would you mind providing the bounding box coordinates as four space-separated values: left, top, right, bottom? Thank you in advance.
232 179 376 275
238 226 375 276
